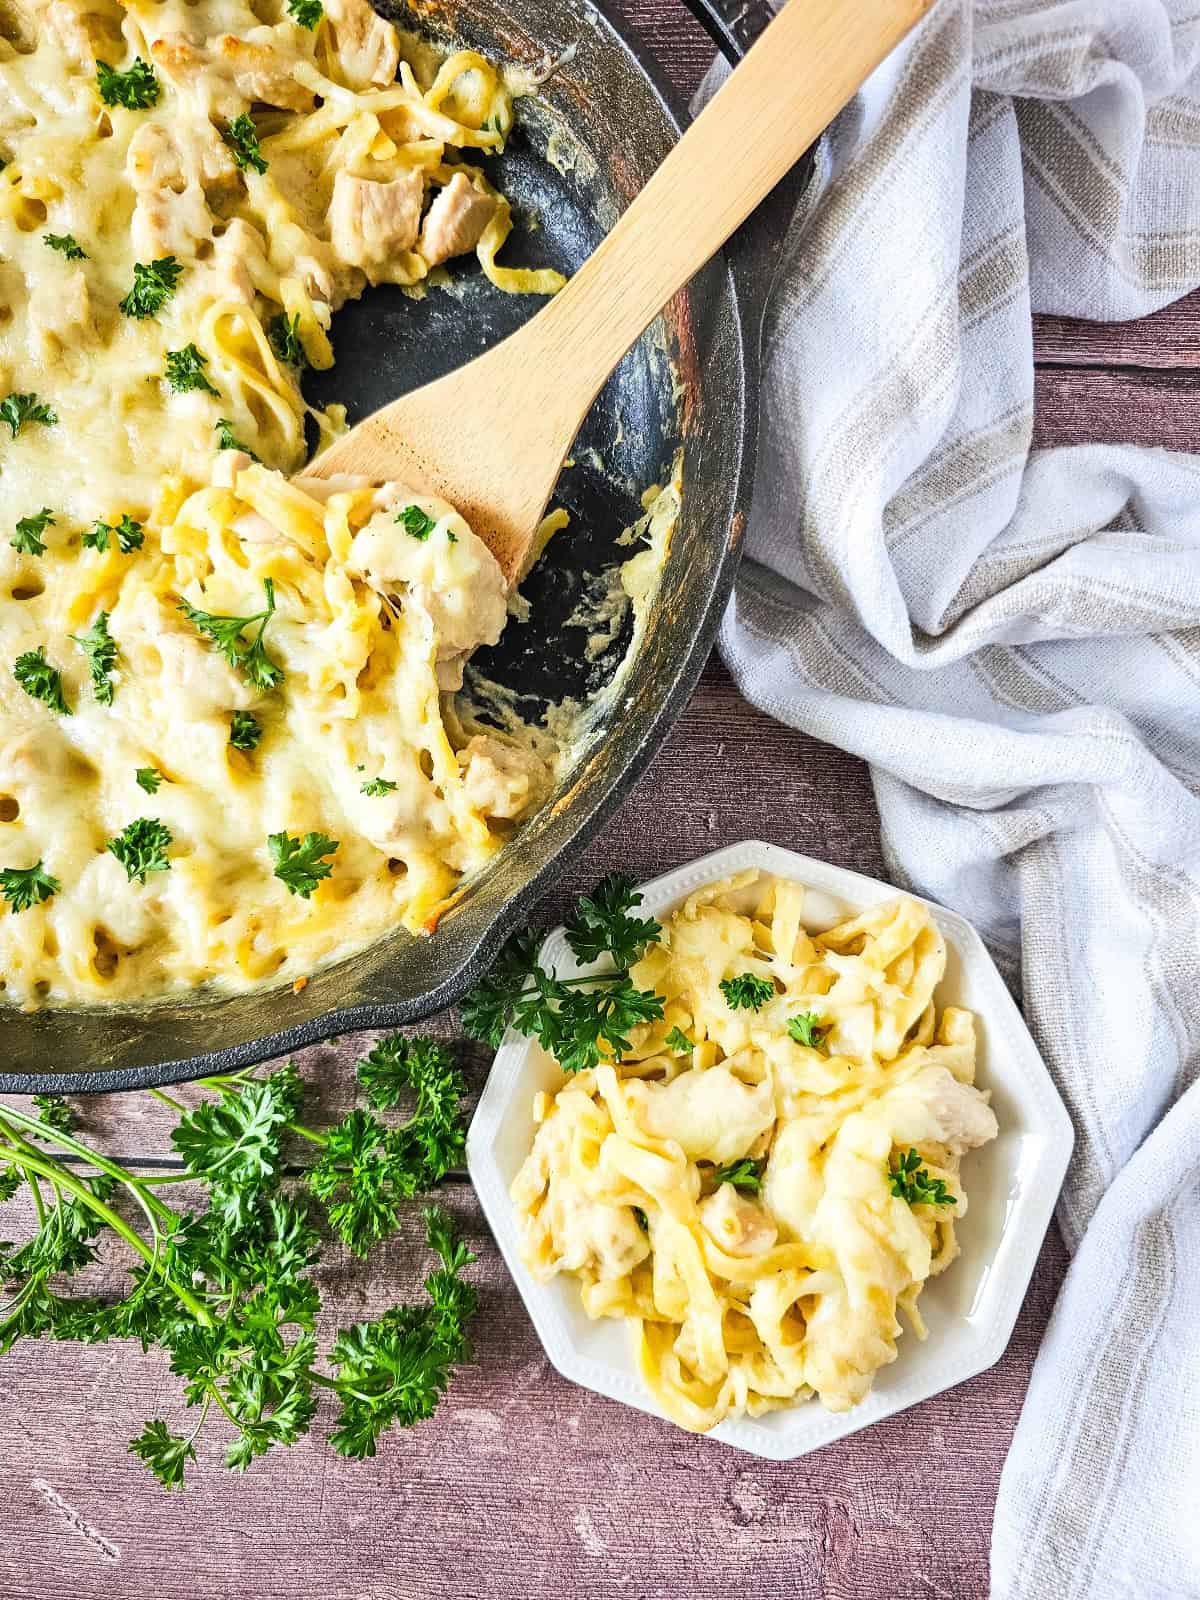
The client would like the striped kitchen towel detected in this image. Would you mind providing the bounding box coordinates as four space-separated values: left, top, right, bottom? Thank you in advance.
713 1 1200 1594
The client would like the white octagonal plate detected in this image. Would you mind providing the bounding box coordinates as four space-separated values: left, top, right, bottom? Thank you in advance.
467 840 1074 1459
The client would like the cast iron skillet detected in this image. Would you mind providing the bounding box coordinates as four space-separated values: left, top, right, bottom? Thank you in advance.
0 0 783 1092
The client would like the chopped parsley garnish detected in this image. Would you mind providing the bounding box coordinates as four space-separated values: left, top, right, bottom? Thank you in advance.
11 508 54 555
712 1157 763 1195
461 876 666 1076
13 647 70 714
96 56 160 109
888 1148 956 1209
664 1026 694 1055
564 871 662 968
70 611 118 706
1 392 57 438
164 344 218 396
269 830 339 898
44 232 87 260
106 818 172 884
119 256 182 320
84 513 145 554
396 504 436 541
786 1011 829 1050
0 860 59 913
360 777 397 797
287 0 324 28
177 579 283 691
223 113 267 175
719 972 776 1012
229 710 263 751
267 312 306 367
215 418 259 459
135 767 163 795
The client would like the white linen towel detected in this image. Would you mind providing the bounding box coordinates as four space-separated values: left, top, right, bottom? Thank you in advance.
712 2 1200 1594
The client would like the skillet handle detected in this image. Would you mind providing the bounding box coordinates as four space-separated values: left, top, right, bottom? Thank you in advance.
679 0 777 62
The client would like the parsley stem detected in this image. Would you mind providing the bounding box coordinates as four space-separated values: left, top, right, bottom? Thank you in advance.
0 1143 213 1327
0 1106 175 1226
150 1087 189 1113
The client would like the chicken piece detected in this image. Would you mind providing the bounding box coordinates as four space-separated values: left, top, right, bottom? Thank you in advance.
210 218 271 305
124 592 256 716
328 169 423 280
882 1065 998 1156
126 120 238 261
699 1184 778 1258
458 734 547 821
27 264 92 355
624 1066 776 1167
418 173 496 266
43 0 122 70
151 29 315 115
323 0 399 88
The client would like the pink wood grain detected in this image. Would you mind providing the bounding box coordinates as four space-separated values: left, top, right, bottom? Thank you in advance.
3 1 1198 1592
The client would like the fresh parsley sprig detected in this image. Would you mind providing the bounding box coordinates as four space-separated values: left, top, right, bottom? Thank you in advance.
360 776 396 797
267 313 305 367
223 113 267 175
397 504 436 540
229 710 263 751
0 860 59 913
0 1040 473 1487
719 972 776 1012
461 875 665 1074
888 1148 956 1209
664 1026 694 1055
13 647 70 714
287 0 323 28
107 818 172 883
1 392 56 438
178 579 283 691
269 830 339 898
136 767 163 795
84 514 145 554
215 418 259 458
119 256 182 319
96 57 160 109
786 1011 829 1050
44 232 87 260
11 508 54 556
165 344 218 396
711 1157 764 1195
70 611 118 705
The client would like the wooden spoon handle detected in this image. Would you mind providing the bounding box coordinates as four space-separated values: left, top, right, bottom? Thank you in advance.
521 0 931 412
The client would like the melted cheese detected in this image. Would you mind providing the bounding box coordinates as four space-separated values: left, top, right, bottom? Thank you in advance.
0 0 566 1006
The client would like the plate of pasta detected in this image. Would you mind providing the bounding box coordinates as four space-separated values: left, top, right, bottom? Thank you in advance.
468 840 1073 1457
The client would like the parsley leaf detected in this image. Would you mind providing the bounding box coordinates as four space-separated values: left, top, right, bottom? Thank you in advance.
165 344 218 396
267 313 306 367
223 113 267 175
13 647 70 714
44 232 87 260
136 767 163 794
287 0 324 28
96 57 160 109
31 1094 73 1134
119 256 182 319
1 392 56 438
786 1011 829 1050
268 831 338 898
0 860 59 913
564 872 661 968
664 1026 694 1055
719 972 776 1012
11 507 54 556
888 1148 956 1208
215 418 259 458
84 513 145 553
360 777 397 797
396 504 436 540
177 579 283 691
70 611 118 705
229 710 263 751
711 1157 763 1195
129 1420 195 1490
106 818 172 883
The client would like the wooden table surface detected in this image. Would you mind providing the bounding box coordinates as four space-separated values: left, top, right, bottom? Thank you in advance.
5 8 1200 1597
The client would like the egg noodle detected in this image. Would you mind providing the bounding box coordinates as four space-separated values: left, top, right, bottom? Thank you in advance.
512 870 999 1432
0 0 568 1007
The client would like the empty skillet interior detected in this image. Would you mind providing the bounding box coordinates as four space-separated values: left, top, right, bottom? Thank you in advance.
0 0 755 1091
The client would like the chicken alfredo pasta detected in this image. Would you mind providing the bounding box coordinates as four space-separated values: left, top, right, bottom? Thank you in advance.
512 871 999 1432
0 0 567 1005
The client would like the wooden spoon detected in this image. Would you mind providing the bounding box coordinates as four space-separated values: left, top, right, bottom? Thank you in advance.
306 0 933 584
